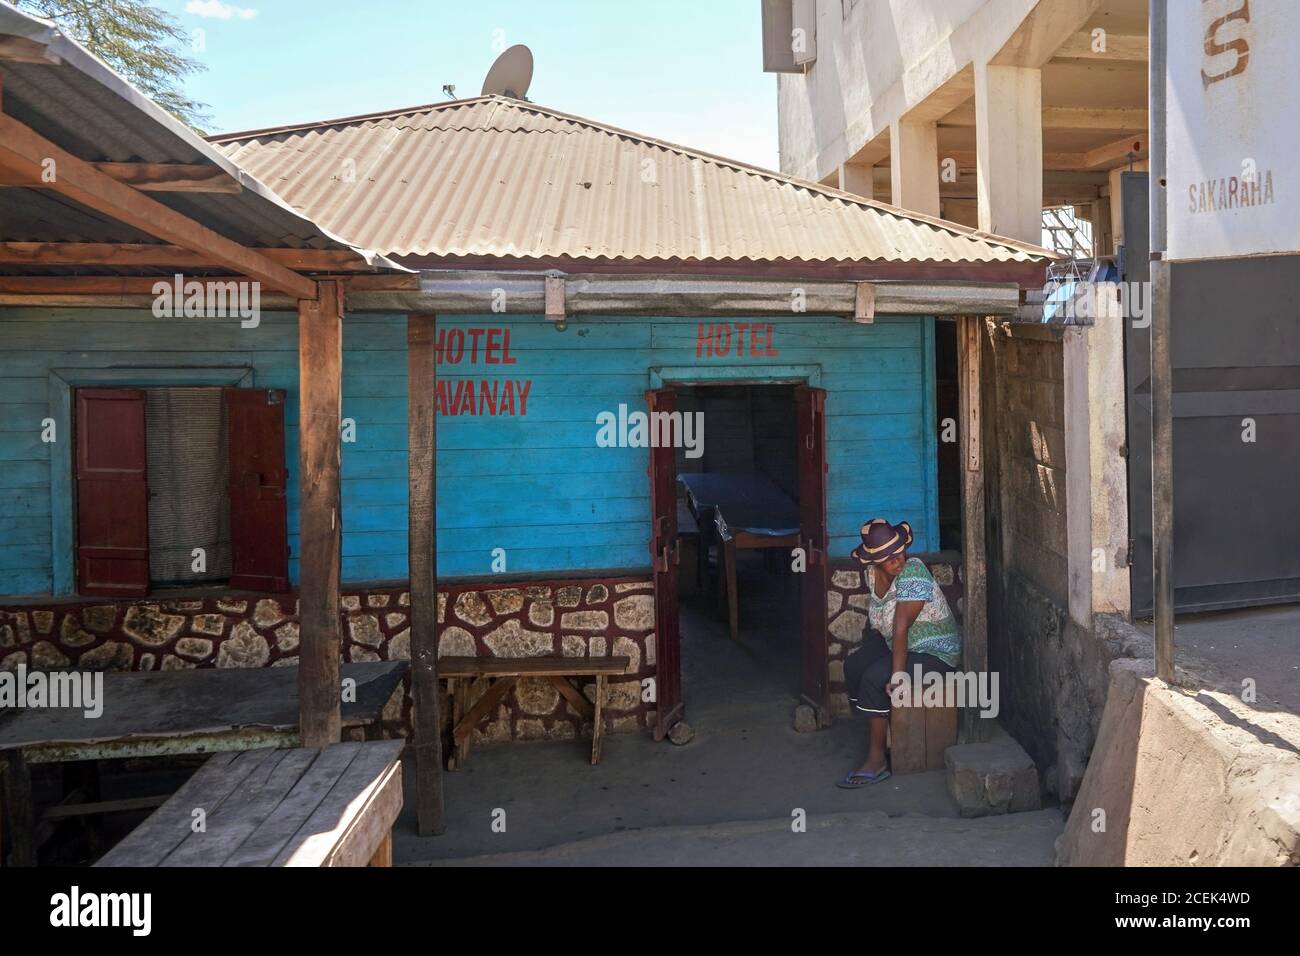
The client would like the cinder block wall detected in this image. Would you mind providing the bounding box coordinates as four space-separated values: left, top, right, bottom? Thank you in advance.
984 325 1115 800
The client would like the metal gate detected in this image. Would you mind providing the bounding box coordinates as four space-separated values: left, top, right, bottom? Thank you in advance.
1121 172 1300 615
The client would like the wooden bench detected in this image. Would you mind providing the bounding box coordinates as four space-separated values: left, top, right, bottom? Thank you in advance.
95 740 404 867
441 656 632 768
888 703 959 774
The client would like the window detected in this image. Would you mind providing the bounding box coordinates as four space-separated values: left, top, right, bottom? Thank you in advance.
73 386 288 597
762 0 817 73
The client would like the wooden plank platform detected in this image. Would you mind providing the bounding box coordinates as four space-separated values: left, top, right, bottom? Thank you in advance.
0 661 407 760
95 741 405 867
438 656 631 677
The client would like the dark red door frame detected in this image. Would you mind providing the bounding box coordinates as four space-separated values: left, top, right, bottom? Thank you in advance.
795 385 831 724
647 387 684 740
649 381 832 739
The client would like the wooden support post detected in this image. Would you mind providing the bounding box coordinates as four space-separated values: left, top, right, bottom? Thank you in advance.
853 282 876 324
297 280 344 747
2 750 36 866
407 312 446 836
958 315 989 743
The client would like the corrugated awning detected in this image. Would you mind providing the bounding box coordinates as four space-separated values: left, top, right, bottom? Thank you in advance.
0 2 402 277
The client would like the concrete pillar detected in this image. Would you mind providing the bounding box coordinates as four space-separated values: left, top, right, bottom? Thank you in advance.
1091 198 1113 257
974 63 1042 243
889 118 941 216
1087 311 1131 618
839 161 875 199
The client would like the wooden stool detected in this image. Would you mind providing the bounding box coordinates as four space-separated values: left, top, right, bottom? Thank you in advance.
888 703 958 774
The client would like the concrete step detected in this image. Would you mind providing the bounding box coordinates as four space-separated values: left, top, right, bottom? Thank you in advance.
943 723 1043 818
409 806 1066 867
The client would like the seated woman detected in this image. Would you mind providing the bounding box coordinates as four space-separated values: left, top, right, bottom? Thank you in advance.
836 518 962 788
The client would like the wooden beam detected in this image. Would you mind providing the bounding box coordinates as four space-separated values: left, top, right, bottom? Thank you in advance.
297 280 344 748
0 242 375 271
1053 31 1148 62
0 113 317 299
406 312 446 837
940 150 1093 171
853 282 875 323
0 162 241 193
1083 134 1147 170
0 36 60 65
958 315 989 744
941 105 1147 132
990 0 1104 68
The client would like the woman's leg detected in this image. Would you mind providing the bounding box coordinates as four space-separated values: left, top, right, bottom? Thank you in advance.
843 632 889 709
853 652 896 773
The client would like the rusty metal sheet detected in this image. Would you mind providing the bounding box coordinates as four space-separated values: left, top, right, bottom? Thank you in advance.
212 96 1055 268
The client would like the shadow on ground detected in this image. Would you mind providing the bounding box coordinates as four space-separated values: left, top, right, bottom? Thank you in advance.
395 553 1062 866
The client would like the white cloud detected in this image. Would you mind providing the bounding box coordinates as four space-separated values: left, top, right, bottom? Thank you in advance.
186 1 258 20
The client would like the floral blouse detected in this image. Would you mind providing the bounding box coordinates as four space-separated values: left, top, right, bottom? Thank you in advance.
866 557 962 668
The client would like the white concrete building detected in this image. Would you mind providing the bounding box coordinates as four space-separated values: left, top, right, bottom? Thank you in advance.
765 0 1152 796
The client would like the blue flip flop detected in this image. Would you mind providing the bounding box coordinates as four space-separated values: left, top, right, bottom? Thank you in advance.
835 768 892 789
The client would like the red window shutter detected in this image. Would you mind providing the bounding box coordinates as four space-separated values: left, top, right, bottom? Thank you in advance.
75 388 150 597
224 388 290 592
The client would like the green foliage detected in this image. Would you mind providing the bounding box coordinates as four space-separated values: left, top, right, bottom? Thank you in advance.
16 0 211 130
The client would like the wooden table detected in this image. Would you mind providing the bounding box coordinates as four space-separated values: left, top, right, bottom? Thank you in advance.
679 472 801 641
0 660 407 867
95 741 405 867
440 656 631 767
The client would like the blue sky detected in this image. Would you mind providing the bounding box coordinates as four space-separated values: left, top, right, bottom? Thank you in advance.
162 0 780 169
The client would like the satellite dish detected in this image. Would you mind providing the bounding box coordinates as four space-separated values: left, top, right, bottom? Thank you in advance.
481 44 533 99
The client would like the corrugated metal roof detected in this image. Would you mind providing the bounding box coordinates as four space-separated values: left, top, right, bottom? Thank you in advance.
211 96 1055 268
0 2 400 272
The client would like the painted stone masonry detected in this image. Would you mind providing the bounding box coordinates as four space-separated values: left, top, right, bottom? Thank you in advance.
0 574 657 745
0 561 961 740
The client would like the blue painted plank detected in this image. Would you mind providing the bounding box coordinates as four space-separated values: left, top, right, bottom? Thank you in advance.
0 309 937 591
0 380 47 403
0 567 53 596
0 460 49 489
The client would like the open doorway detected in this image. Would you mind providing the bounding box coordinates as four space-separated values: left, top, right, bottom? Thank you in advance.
647 382 829 740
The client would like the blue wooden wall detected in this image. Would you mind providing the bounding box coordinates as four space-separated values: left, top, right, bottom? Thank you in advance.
0 308 937 596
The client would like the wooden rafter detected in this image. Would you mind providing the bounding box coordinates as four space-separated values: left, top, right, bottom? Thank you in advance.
940 105 1148 132
1052 31 1148 63
0 242 377 272
0 112 317 299
0 36 59 65
0 162 241 193
1083 134 1147 170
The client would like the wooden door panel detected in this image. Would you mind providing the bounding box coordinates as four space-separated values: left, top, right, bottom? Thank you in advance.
225 388 290 592
75 388 149 596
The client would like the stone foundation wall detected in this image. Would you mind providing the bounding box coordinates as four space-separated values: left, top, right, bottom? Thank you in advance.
0 573 657 745
824 556 964 719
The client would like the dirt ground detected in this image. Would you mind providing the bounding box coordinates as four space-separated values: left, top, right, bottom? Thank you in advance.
394 553 1062 866
1136 603 1300 714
